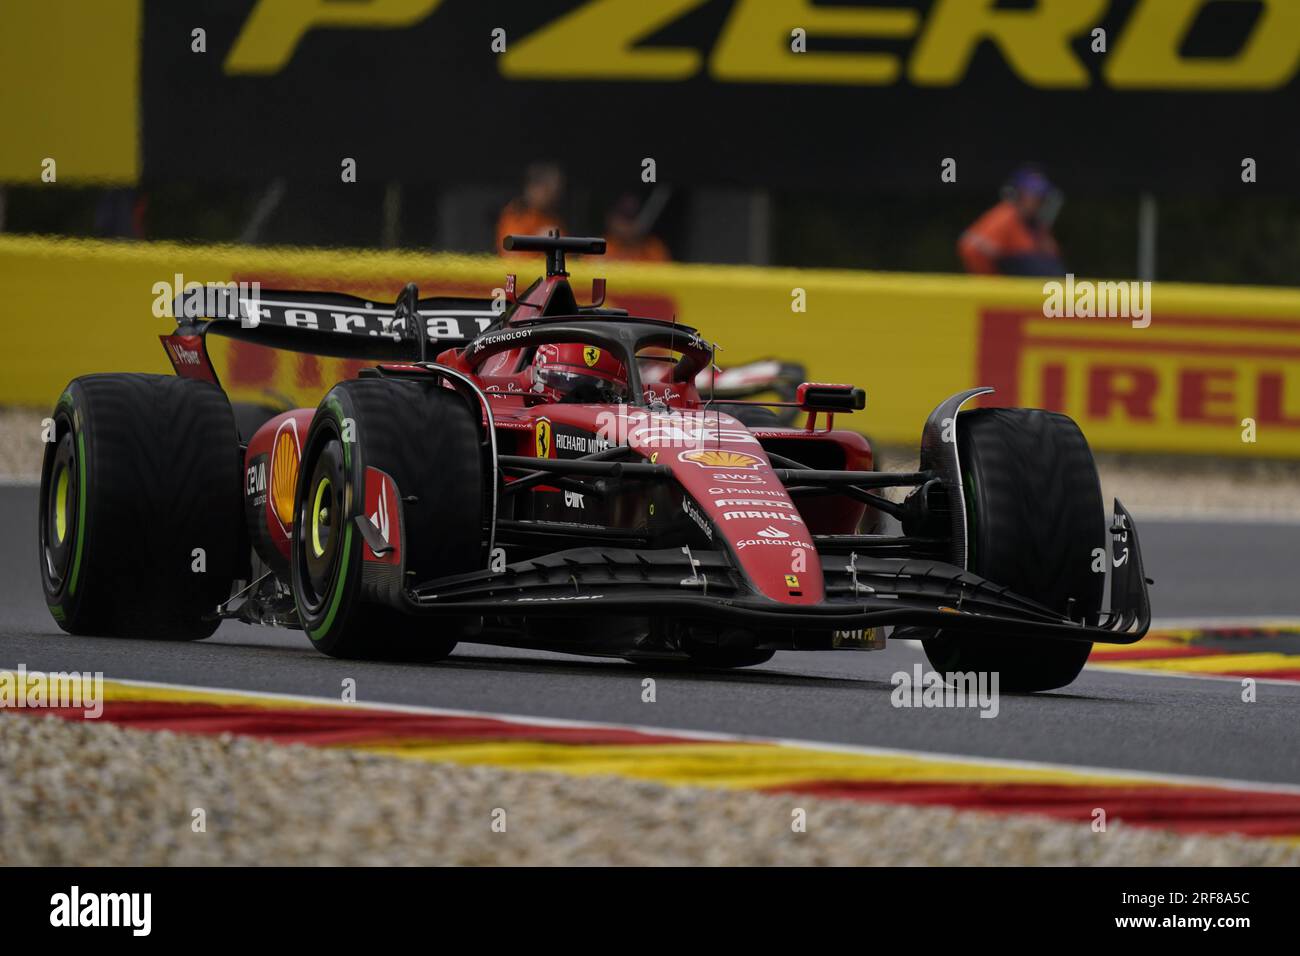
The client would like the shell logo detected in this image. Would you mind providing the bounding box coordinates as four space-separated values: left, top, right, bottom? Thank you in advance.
678 449 762 470
270 422 301 529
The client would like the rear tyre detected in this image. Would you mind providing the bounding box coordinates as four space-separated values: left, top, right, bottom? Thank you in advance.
38 374 242 639
291 378 484 661
921 408 1104 692
231 401 284 443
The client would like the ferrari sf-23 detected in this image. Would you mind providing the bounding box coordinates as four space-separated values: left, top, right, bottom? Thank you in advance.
39 235 1150 690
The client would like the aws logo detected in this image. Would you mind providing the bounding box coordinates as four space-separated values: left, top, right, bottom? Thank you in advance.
223 1 1300 92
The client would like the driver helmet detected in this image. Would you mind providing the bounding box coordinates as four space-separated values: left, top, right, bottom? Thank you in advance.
533 343 629 403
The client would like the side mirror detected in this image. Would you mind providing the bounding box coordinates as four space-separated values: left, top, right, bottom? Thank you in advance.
796 383 866 413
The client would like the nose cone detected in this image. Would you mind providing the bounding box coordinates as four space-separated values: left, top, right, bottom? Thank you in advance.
625 412 824 604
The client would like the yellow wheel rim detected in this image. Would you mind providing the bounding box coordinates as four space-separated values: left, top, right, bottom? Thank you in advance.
54 465 69 543
311 477 332 559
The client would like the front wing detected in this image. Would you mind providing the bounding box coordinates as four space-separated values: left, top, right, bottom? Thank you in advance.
403 500 1151 646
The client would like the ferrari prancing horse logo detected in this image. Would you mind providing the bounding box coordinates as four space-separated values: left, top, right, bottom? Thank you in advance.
583 346 600 367
535 418 552 458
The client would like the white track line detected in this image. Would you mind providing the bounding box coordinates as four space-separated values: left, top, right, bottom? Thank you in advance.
1085 665 1300 689
46 671 1300 798
1146 616 1300 629
1137 510 1300 524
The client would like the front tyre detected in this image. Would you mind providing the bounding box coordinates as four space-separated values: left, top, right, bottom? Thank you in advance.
683 646 775 668
716 403 781 428
291 378 484 661
922 408 1105 692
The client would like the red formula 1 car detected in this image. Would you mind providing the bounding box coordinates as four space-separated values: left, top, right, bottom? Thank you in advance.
38 235 1150 691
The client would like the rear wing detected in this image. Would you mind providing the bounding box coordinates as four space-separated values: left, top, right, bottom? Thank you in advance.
172 286 498 360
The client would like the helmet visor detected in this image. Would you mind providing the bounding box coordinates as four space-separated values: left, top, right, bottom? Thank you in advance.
536 364 628 403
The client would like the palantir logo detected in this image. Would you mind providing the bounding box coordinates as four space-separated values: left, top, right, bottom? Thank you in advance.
50 886 151 936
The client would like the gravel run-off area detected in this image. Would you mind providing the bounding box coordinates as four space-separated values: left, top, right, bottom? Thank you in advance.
2 713 1297 866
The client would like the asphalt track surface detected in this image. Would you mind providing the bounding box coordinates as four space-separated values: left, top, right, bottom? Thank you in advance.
3 484 1298 787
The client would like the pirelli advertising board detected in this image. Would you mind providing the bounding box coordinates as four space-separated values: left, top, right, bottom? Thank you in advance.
4 0 1300 189
2 235 1296 458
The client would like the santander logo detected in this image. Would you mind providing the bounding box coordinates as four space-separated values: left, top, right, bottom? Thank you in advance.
755 526 790 539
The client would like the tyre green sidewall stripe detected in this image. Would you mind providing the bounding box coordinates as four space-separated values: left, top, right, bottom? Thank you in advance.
325 395 350 468
307 392 355 641
68 430 87 597
308 523 351 642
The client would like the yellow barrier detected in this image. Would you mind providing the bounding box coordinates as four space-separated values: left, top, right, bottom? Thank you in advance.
2 234 1299 457
0 1 139 184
